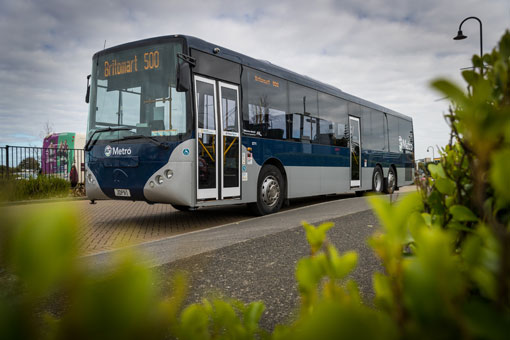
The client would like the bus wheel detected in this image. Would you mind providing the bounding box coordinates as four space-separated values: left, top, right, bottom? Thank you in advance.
250 165 284 216
372 166 384 193
171 204 191 212
385 167 397 194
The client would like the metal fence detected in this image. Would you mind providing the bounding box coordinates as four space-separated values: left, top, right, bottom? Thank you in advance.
0 145 85 183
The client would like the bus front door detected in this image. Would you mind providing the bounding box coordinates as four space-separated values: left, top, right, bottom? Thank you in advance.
349 116 361 187
194 76 241 200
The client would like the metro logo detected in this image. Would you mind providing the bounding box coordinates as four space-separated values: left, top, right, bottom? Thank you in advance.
104 145 132 157
398 136 413 152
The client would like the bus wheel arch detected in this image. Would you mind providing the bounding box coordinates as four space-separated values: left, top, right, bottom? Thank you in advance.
262 158 288 199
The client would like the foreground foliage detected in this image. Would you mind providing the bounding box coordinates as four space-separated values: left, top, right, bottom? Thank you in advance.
1 30 509 339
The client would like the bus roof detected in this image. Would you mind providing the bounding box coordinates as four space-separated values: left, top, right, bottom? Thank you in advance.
94 34 412 122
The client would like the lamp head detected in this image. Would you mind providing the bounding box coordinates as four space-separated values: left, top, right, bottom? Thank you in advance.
453 30 467 40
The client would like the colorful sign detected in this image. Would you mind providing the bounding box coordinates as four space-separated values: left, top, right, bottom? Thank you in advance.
42 133 85 176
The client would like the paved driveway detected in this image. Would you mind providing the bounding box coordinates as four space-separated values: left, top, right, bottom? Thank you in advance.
3 186 415 256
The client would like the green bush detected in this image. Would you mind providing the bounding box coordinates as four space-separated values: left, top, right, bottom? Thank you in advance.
0 176 70 201
1 30 509 339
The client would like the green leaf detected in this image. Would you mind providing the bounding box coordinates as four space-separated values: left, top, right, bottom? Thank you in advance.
327 247 357 280
180 304 210 340
490 149 510 203
243 301 265 332
303 221 334 254
431 79 468 107
462 70 479 86
435 178 456 195
296 256 325 293
428 163 446 179
6 206 79 298
449 205 478 222
421 213 432 226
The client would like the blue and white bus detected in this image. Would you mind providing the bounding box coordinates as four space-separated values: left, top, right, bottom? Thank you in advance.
85 34 414 215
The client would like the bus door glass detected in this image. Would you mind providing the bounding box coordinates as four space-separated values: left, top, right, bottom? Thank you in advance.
194 76 241 200
349 116 361 187
219 82 241 199
195 76 218 199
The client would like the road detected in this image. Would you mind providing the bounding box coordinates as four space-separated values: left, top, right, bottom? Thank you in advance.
81 187 414 330
152 209 383 331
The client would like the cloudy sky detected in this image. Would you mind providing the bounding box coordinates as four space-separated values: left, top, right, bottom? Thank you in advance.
1 0 509 158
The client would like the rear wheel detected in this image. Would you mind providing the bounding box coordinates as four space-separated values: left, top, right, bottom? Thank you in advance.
372 166 384 193
385 167 397 194
249 165 284 216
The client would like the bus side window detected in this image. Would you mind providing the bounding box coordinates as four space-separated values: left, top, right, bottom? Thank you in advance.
242 67 288 140
289 82 319 143
318 92 348 147
318 118 333 145
290 113 301 141
388 115 400 152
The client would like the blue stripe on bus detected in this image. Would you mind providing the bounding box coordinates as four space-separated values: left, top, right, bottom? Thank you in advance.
242 137 412 168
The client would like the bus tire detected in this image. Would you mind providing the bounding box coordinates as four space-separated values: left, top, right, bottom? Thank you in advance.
385 166 397 194
250 165 284 216
372 166 384 193
171 204 191 212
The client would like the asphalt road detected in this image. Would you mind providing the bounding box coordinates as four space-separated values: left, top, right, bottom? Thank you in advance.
153 209 383 331
82 188 417 330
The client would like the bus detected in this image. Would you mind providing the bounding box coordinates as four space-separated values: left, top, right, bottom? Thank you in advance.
85 34 414 215
42 132 85 181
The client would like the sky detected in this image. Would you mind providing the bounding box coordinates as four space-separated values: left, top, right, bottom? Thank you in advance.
0 0 509 159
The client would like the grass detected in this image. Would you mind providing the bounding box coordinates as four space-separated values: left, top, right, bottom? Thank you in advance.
0 176 71 202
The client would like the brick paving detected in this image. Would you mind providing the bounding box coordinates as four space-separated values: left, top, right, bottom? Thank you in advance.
3 199 253 256
2 185 416 257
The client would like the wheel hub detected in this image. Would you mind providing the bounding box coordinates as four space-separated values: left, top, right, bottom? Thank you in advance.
388 172 395 189
261 175 280 207
374 172 382 191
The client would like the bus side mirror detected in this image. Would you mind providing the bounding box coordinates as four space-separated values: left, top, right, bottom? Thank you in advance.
176 63 191 92
85 74 91 103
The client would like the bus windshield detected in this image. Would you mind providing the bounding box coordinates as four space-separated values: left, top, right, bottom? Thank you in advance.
87 41 187 142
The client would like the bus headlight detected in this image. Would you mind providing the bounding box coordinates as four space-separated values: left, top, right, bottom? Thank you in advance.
149 181 155 188
155 175 164 185
164 169 174 179
87 172 94 184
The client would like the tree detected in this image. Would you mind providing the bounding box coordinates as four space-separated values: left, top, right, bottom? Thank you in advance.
40 120 54 138
18 157 40 171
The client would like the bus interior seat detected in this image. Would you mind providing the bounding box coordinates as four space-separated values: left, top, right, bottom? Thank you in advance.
267 129 284 139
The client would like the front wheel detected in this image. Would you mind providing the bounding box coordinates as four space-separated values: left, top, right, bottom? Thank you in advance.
385 167 397 194
249 165 284 216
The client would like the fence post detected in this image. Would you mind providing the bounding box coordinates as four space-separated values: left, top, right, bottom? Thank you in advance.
5 145 9 178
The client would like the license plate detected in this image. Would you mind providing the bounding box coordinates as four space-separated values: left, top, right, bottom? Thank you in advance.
114 189 131 197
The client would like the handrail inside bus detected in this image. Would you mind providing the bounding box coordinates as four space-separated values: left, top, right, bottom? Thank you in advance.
198 139 215 162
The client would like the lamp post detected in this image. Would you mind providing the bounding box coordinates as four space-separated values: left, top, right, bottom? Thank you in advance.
427 146 435 163
453 16 483 74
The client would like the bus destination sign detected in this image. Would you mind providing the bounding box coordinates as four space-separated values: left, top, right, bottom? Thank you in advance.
103 50 160 78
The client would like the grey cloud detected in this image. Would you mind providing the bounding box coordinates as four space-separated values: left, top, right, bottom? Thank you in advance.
0 0 509 158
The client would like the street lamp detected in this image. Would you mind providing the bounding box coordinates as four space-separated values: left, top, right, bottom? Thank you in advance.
427 146 435 162
453 16 483 74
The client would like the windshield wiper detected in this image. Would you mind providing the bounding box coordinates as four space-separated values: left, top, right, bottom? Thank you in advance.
111 135 170 150
85 126 133 151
